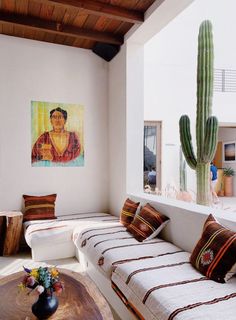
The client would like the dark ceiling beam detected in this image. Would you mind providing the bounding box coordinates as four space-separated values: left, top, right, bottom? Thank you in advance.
0 11 123 45
44 0 143 24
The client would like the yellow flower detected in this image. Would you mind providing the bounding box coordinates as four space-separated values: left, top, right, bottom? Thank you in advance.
50 268 59 278
18 283 25 291
30 269 39 279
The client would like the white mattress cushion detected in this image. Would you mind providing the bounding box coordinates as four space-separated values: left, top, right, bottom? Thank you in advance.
24 212 118 248
75 223 183 278
112 250 236 320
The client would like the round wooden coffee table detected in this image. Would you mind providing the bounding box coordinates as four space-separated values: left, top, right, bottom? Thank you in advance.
0 269 114 320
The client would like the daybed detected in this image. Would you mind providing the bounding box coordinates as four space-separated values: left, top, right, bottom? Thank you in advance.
24 212 118 261
24 196 236 320
73 216 236 320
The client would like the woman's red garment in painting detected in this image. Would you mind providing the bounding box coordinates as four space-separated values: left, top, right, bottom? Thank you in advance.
32 131 81 163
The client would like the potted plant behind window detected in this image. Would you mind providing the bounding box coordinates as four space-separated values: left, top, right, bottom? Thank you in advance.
223 167 235 197
218 181 225 197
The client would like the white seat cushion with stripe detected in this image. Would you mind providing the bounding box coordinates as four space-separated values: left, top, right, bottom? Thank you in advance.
74 223 182 278
111 250 236 320
25 212 118 248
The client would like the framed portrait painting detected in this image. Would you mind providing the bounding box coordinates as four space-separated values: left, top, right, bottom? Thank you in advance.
223 141 236 162
31 101 84 167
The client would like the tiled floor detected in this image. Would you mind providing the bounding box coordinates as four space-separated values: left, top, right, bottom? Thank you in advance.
0 253 82 276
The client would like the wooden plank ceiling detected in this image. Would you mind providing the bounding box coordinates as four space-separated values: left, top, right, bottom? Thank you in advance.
0 0 156 52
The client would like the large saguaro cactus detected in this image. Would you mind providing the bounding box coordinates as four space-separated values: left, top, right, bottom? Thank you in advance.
179 20 218 206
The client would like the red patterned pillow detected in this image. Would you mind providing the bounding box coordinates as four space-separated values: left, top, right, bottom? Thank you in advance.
23 194 57 222
120 198 140 227
126 203 169 242
190 214 236 283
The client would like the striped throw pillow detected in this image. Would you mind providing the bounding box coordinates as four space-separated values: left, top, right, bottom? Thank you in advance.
126 203 169 242
23 194 57 222
120 198 140 227
190 214 236 283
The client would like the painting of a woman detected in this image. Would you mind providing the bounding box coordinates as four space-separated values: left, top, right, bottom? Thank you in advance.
31 102 84 167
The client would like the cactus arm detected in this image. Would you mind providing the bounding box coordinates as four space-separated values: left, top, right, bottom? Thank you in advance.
179 148 183 191
179 146 187 191
203 116 218 162
179 115 197 169
183 160 187 191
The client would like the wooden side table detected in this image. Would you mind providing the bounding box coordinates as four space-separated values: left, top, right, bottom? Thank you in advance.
0 269 114 319
0 211 23 256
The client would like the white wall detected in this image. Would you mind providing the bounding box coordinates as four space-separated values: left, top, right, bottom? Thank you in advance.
126 43 144 195
108 42 146 216
0 35 109 215
108 0 195 215
108 45 127 215
144 0 236 194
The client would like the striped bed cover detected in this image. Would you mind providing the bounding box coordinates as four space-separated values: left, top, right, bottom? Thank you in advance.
74 224 184 277
111 250 236 320
24 212 118 248
74 223 236 320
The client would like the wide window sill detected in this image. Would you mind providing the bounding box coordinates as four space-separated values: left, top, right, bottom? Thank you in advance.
128 191 236 225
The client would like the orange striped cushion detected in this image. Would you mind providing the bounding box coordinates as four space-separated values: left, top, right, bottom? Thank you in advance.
23 194 57 222
190 214 236 283
120 198 140 227
126 203 169 242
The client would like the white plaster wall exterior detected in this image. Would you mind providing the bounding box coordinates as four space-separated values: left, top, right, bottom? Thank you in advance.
108 0 195 214
108 45 127 216
108 42 146 216
0 35 109 215
144 0 236 195
126 43 144 195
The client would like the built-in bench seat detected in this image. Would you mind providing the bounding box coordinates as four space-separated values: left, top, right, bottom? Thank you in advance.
111 249 236 320
74 223 181 278
24 212 118 261
23 196 236 320
74 223 236 320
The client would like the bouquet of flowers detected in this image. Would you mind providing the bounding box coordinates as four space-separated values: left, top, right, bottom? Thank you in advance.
18 266 64 295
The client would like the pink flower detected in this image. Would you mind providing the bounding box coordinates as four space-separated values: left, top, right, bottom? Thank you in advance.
22 275 29 285
53 281 63 294
26 276 35 287
35 285 45 295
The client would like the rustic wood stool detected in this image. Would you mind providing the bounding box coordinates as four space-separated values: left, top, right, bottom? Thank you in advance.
0 211 23 256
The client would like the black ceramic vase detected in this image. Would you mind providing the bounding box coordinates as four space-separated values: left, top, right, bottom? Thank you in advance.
32 291 59 319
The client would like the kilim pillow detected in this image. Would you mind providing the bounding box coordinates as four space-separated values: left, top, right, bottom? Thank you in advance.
23 194 57 222
190 214 236 283
126 203 169 242
120 198 140 227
